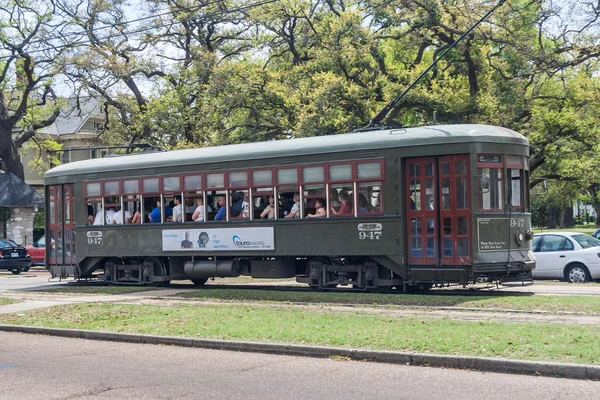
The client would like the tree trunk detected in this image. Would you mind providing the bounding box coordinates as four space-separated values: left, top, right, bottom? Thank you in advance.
0 127 25 181
558 207 565 229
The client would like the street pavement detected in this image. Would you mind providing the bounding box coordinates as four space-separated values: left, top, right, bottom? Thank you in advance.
1 331 599 400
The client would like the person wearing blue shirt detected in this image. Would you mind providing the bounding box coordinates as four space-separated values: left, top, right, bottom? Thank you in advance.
149 198 173 223
214 196 226 220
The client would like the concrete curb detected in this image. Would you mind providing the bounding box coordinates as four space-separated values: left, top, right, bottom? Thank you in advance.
1 324 599 381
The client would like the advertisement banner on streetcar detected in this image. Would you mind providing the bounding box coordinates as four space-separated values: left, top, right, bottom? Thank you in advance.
162 227 275 251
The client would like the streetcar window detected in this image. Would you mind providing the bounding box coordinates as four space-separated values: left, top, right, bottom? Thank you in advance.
508 169 523 208
478 168 503 210
85 182 101 196
303 184 325 216
184 175 202 190
184 192 206 222
455 176 468 209
103 181 119 195
183 176 203 222
85 199 101 225
303 166 324 183
206 190 226 220
206 173 225 188
506 155 524 209
143 178 159 193
229 190 249 220
329 164 351 181
124 194 141 224
357 182 381 215
409 179 421 211
357 162 381 179
163 176 181 192
277 168 298 185
252 188 274 220
123 179 139 194
229 171 248 187
252 170 272 186
278 186 300 218
330 184 353 217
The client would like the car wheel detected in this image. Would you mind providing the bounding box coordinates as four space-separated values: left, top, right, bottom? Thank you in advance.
23 267 30 272
565 263 590 283
10 268 22 275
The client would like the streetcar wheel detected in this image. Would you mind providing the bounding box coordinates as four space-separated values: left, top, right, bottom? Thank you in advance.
10 268 22 275
191 278 208 287
144 257 170 287
365 259 393 293
566 264 590 283
305 257 331 289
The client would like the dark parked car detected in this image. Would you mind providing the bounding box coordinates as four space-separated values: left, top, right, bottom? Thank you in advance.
25 235 46 266
592 228 600 240
0 239 32 274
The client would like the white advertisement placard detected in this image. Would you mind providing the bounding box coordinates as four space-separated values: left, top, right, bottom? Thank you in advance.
162 227 275 251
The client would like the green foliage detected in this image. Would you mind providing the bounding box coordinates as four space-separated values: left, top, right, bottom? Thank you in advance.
531 193 549 228
22 138 63 175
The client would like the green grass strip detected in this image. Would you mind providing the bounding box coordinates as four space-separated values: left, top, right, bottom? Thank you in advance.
176 288 600 314
0 298 17 306
0 302 598 365
37 286 164 295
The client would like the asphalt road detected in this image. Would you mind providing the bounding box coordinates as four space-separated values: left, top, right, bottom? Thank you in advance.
1 331 599 400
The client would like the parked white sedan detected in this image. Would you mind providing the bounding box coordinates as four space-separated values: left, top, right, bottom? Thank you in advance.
532 232 600 283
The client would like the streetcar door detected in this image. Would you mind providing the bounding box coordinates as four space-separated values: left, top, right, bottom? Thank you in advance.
406 156 471 266
47 184 75 266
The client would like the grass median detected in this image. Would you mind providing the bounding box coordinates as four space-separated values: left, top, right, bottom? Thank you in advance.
38 286 164 295
0 298 16 306
176 288 600 314
32 286 600 314
0 302 598 365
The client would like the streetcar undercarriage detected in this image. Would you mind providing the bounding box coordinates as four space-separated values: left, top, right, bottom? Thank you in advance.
49 255 533 291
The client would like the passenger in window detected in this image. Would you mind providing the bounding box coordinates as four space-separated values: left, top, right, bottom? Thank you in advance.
186 200 196 214
171 195 183 222
331 192 352 215
285 193 301 219
260 195 276 219
307 198 326 218
329 188 341 213
192 197 211 222
131 211 142 224
93 207 115 226
87 205 95 225
149 198 172 223
112 207 132 224
231 191 249 218
374 194 381 212
214 196 226 220
358 193 370 214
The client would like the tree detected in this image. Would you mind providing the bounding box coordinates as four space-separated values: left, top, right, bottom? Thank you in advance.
0 0 63 180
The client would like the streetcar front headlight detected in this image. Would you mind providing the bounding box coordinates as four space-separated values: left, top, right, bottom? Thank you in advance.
515 231 524 245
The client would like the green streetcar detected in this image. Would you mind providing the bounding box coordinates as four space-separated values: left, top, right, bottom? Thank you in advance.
43 124 535 291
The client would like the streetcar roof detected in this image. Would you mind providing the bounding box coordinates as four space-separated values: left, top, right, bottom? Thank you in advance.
45 124 528 178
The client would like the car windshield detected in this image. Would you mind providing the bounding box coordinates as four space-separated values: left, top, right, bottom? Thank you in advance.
0 239 16 247
571 234 600 249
